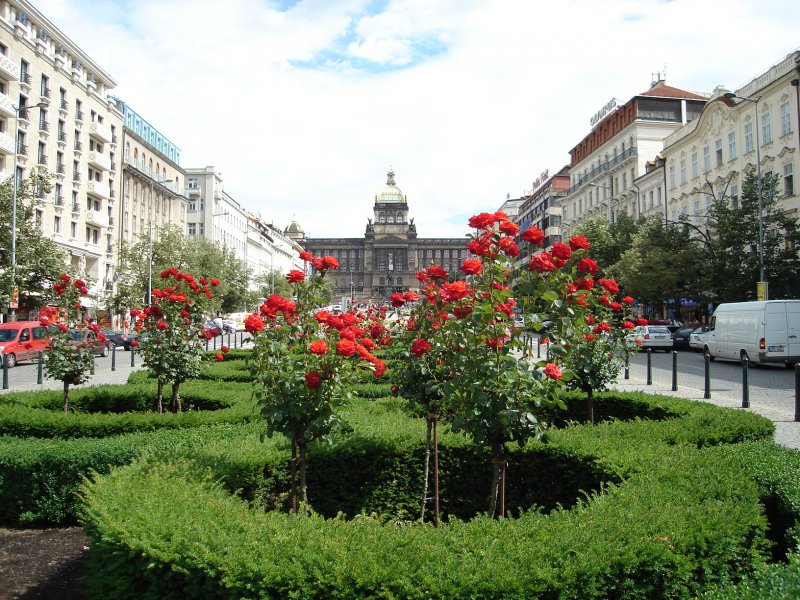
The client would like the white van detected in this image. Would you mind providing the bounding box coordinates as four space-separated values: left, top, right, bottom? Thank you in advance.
703 300 800 366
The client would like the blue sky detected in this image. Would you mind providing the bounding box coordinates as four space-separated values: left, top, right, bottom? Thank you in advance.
33 0 800 238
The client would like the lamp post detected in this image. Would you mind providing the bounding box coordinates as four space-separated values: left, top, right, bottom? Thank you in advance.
724 92 766 300
10 100 50 322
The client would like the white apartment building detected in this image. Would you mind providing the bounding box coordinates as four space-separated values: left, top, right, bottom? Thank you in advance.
245 215 304 294
562 80 708 234
660 51 800 225
0 0 122 310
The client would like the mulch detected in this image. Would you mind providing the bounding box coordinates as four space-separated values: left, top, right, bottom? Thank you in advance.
0 527 90 600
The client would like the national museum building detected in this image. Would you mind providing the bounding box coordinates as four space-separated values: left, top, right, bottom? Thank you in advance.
289 169 468 302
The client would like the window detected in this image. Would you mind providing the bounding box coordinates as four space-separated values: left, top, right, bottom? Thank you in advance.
679 158 686 184
744 122 754 154
187 178 198 189
784 163 794 197
53 215 61 234
40 74 49 97
669 163 675 188
35 209 43 225
188 223 196 236
188 199 196 211
729 184 738 209
761 112 771 145
728 131 737 159
780 102 791 137
691 151 698 178
648 190 654 209
199 223 205 235
715 139 723 167
71 221 77 239
703 146 710 172
85 226 99 245
20 59 29 83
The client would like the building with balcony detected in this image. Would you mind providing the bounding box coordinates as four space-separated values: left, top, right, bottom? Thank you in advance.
561 79 708 235
0 0 122 316
514 166 570 255
294 168 469 304
660 50 800 227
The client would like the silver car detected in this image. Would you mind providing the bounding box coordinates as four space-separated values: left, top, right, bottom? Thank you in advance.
627 325 673 352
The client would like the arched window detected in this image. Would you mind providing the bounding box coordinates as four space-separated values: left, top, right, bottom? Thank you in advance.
397 277 403 286
379 214 386 223
388 215 394 223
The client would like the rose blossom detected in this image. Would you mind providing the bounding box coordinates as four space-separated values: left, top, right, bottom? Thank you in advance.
309 340 328 355
543 363 563 380
411 338 432 357
305 371 322 389
286 269 305 283
460 258 483 275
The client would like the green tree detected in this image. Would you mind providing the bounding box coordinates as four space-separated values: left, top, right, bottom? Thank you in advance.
0 173 68 317
682 171 800 303
613 218 706 315
571 213 638 274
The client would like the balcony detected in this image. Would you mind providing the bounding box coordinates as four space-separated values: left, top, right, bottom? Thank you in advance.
56 163 66 174
0 93 14 118
37 154 47 166
17 143 28 157
86 209 110 227
0 53 18 81
38 120 49 133
75 110 83 123
41 87 51 99
86 180 110 199
0 132 13 155
74 140 83 152
87 150 111 171
88 121 112 144
19 73 31 89
57 131 67 145
72 171 81 182
54 195 65 207
568 146 638 195
59 98 68 113
71 202 81 213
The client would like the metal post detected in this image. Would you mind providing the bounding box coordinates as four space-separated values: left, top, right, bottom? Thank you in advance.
90 357 95 375
754 99 766 298
131 346 135 367
703 352 711 399
147 179 154 305
37 351 43 384
2 355 8 389
671 351 678 391
794 364 800 422
624 355 629 379
111 344 116 371
741 357 750 408
646 349 652 385
9 108 20 323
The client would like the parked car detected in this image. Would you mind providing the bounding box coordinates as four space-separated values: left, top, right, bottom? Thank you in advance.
123 331 151 351
689 327 708 352
67 329 110 357
100 329 129 351
627 325 673 352
221 319 236 334
0 321 52 367
672 327 695 350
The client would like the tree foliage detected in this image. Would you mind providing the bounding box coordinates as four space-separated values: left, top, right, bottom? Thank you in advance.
0 173 68 316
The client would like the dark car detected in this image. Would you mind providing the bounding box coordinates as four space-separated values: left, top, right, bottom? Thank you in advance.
100 329 129 351
672 327 695 350
123 331 150 351
67 329 110 357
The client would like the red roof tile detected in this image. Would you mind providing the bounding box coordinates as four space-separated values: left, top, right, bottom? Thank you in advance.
638 81 706 100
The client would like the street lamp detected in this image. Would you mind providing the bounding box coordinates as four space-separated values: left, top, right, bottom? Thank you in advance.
723 92 766 299
10 99 50 322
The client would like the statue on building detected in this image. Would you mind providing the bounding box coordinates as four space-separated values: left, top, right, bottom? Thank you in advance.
366 218 374 233
408 218 416 234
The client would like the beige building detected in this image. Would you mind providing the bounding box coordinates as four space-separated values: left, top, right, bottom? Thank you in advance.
660 51 800 225
0 0 122 312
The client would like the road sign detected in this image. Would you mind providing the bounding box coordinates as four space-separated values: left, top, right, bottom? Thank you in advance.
9 288 18 309
756 282 768 301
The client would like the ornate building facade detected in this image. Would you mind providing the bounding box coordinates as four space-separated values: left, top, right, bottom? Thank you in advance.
292 169 468 303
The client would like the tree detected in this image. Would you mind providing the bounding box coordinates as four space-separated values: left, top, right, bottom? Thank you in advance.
682 171 800 304
570 213 638 275
613 218 706 315
0 173 68 317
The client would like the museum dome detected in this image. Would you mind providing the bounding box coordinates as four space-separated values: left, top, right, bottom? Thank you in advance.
284 219 305 239
376 168 406 204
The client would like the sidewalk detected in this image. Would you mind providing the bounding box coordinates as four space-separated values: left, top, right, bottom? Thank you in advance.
612 371 800 450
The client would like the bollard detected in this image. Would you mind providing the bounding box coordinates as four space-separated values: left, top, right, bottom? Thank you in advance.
205 339 209 352
91 357 95 375
704 352 711 399
2 355 8 390
794 364 800 422
213 335 217 351
131 346 136 367
741 356 750 408
537 338 541 359
111 344 116 371
624 355 629 380
37 351 43 384
672 351 678 391
227 332 231 348
646 349 652 385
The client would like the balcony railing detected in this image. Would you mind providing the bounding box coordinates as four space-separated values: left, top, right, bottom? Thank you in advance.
106 245 113 254
17 108 29 121
20 73 31 86
59 99 68 111
17 143 28 156
41 87 51 98
74 141 82 152
0 54 18 81
38 120 49 132
88 121 112 144
56 163 65 174
37 154 47 165
75 110 83 122
567 146 638 195
71 202 80 212
55 195 64 207
72 171 81 181
58 131 67 142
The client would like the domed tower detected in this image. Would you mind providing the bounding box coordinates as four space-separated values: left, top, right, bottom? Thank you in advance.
283 219 305 242
373 168 409 233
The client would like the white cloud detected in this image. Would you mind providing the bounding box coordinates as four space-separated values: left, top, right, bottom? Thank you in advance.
34 0 800 238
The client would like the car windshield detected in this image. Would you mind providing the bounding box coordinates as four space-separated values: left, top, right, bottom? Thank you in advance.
648 327 670 334
68 330 87 341
0 329 20 342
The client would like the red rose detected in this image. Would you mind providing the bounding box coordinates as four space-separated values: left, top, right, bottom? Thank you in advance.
622 295 634 305
441 281 469 301
426 265 448 280
521 226 544 245
404 291 419 302
622 320 635 329
543 363 563 380
390 292 406 308
336 339 356 357
468 212 494 230
460 258 483 275
322 256 339 270
598 278 620 294
529 252 556 273
60 274 71 283
305 371 322 389
245 313 266 333
286 269 305 283
550 242 572 261
410 338 432 357
156 320 168 330
309 340 328 355
215 353 224 362
569 235 590 251
499 221 519 236
299 251 313 261
577 257 599 275
221 345 229 353
498 237 519 257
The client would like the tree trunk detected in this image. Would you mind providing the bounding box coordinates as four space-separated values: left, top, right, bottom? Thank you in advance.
299 439 308 514
156 380 163 414
420 418 432 522
489 442 507 519
433 417 440 527
62 380 70 413
290 431 298 513
170 382 182 414
587 387 594 425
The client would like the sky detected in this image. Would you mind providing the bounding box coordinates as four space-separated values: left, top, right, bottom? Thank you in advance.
33 0 800 239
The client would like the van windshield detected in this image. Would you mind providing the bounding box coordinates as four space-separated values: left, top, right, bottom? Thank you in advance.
0 329 20 342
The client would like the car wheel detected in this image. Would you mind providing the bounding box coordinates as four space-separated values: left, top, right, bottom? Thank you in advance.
100 344 109 358
4 353 16 368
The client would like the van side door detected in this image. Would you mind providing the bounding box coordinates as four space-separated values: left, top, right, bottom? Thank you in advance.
765 302 789 358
